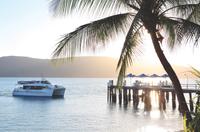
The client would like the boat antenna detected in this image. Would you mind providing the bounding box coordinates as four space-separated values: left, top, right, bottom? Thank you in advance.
41 73 46 80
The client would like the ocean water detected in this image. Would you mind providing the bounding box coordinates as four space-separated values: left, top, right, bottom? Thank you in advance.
0 77 196 132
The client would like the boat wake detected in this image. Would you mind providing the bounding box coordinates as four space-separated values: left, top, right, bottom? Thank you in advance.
0 92 12 97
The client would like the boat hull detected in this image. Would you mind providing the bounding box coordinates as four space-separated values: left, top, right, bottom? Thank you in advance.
13 89 54 97
52 88 65 98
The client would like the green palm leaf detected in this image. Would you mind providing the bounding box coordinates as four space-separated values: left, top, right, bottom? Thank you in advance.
50 0 200 122
190 67 200 78
159 16 179 49
187 2 200 24
117 14 143 86
159 15 200 48
50 0 128 16
161 2 200 20
176 18 200 46
53 13 133 58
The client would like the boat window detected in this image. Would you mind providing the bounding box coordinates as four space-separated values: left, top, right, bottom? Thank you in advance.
23 86 32 89
41 80 51 84
23 86 46 90
30 86 46 90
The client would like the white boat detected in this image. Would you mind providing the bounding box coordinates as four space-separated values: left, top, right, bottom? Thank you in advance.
13 80 65 98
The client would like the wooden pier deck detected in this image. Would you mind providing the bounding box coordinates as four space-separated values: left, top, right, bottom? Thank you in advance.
107 80 200 112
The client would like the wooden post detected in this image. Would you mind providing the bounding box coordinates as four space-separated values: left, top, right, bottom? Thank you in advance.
107 86 110 102
162 92 166 110
128 89 131 102
110 87 113 102
166 92 169 103
118 89 122 105
144 90 151 111
123 87 128 105
133 89 139 110
159 91 166 110
112 87 116 103
159 91 162 110
141 90 144 102
108 80 113 103
189 92 194 112
172 92 176 110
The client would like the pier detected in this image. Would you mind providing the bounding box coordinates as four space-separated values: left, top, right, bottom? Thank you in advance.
107 80 200 112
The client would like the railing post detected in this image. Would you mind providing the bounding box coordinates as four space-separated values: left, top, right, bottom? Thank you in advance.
108 80 113 103
144 90 151 111
133 89 139 110
128 89 131 102
166 92 169 103
123 87 128 105
172 92 176 110
119 89 122 105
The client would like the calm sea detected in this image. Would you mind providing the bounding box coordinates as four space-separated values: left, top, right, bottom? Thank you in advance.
0 77 196 132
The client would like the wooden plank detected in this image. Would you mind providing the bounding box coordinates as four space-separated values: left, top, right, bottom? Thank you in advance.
110 85 200 93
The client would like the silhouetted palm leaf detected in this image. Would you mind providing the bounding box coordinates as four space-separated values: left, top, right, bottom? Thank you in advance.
50 0 200 118
53 13 133 58
51 0 128 16
176 18 200 46
159 16 179 49
117 14 143 86
191 67 200 78
51 0 200 84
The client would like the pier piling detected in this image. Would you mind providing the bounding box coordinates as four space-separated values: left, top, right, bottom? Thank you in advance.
166 92 169 103
144 90 151 111
172 92 176 110
128 89 131 102
123 87 128 105
119 89 122 105
107 81 200 111
133 89 139 109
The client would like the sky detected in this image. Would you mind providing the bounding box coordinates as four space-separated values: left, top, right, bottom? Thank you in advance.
0 0 200 69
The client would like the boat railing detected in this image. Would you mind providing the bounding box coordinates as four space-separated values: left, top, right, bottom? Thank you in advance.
17 80 51 85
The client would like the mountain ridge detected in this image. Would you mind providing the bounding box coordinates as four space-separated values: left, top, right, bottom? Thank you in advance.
0 56 190 78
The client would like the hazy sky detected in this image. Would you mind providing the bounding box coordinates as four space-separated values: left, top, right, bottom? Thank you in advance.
0 0 200 68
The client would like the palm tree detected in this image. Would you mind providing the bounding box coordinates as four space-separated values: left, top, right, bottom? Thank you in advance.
50 0 200 121
189 67 200 131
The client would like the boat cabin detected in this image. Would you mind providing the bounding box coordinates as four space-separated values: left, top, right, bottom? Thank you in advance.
23 85 47 90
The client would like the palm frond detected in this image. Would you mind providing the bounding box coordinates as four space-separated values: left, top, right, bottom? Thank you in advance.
176 18 200 46
50 0 128 16
160 2 200 20
153 0 166 13
159 16 179 49
123 0 140 10
52 13 133 58
116 14 143 87
190 67 200 78
187 2 200 24
165 0 197 5
160 15 200 48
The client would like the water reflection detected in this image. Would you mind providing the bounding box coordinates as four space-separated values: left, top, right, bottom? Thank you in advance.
107 89 184 131
107 103 183 131
0 77 185 132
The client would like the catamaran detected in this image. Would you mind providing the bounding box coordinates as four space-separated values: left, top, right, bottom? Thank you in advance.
13 79 65 97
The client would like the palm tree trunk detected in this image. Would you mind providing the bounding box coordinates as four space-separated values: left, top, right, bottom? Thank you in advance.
149 31 192 121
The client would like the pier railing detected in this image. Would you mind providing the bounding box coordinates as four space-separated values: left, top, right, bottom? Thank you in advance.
181 84 200 90
107 80 200 112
